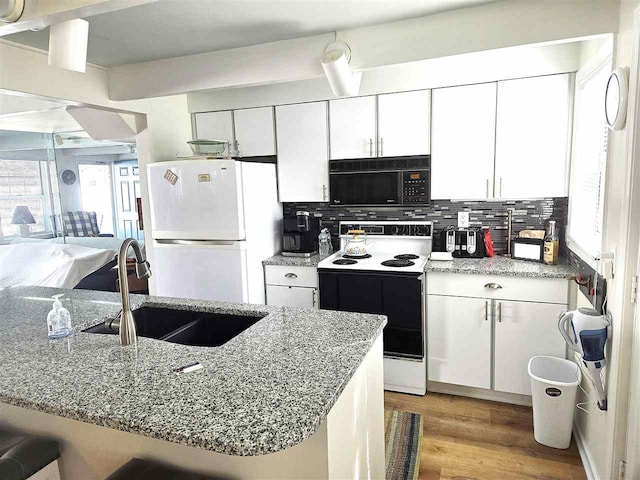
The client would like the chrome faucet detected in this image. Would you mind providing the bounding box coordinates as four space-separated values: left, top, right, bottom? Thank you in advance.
114 238 151 346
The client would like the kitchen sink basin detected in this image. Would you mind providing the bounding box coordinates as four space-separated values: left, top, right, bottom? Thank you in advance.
83 306 265 347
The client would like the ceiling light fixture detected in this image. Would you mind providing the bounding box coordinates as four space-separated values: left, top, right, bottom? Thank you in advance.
0 0 24 23
321 34 362 97
48 18 89 73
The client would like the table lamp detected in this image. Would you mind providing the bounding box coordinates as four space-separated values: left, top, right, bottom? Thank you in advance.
12 206 36 238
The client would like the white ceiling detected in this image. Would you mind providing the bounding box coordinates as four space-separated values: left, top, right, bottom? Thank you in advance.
6 0 496 67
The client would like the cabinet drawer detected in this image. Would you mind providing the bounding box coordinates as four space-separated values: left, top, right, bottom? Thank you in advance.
266 285 318 308
265 265 318 288
426 272 568 304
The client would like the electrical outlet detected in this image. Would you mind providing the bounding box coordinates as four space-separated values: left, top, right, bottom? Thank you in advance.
458 212 470 228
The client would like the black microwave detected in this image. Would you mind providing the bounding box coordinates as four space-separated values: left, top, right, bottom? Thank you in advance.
329 156 430 206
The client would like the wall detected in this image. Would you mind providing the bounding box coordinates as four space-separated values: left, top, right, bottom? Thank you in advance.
284 198 568 256
572 2 640 479
188 40 584 112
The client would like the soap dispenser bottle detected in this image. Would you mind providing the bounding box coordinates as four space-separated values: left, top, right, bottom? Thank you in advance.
47 294 72 339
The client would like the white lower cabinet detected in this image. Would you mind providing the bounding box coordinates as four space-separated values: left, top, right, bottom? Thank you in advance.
266 285 318 308
427 273 569 400
264 264 319 309
493 300 566 395
427 295 492 389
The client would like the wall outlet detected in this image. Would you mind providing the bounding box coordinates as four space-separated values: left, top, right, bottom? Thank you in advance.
458 212 470 228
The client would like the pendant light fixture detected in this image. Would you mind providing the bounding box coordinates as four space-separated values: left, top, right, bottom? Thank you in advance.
0 0 24 23
321 33 362 97
48 18 89 73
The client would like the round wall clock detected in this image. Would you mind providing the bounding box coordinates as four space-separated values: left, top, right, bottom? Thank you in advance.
60 169 77 186
605 67 629 131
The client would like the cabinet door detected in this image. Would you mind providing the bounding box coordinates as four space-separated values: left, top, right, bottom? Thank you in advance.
431 83 497 200
494 300 567 395
266 285 317 308
275 102 329 202
494 74 571 198
234 107 276 157
378 90 430 157
194 111 234 144
427 295 492 389
329 96 377 159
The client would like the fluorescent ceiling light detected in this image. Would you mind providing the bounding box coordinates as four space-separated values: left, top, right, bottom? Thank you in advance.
0 0 24 23
321 40 362 97
48 19 89 73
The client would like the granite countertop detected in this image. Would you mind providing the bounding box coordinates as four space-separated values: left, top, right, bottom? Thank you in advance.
425 256 577 279
262 252 331 268
0 287 386 456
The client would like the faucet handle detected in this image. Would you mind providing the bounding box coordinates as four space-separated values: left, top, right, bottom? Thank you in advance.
135 260 152 279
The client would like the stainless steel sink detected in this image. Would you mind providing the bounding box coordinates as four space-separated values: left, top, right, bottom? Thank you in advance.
83 306 264 347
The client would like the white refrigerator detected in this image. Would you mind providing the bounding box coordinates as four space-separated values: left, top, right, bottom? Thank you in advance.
147 158 282 304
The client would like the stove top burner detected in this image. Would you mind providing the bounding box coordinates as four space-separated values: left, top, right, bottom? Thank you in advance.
381 259 416 267
394 254 420 260
333 259 358 265
342 254 372 259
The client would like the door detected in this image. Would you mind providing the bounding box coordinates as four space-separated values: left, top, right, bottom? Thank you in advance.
494 74 571 198
378 90 431 157
147 159 245 240
329 96 377 159
275 102 329 202
427 295 492 388
153 241 248 302
493 300 567 395
194 111 234 146
77 163 115 235
113 160 143 240
266 285 317 308
234 107 276 157
431 83 497 199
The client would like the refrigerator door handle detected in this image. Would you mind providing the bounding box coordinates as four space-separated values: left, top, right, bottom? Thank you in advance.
155 239 238 246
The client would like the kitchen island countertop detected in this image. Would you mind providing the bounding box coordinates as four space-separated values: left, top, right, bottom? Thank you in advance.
0 287 385 457
425 255 577 279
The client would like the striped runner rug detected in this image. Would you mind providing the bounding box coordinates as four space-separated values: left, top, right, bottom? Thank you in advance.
385 409 423 480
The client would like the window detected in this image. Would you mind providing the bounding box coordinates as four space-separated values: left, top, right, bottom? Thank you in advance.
0 159 54 237
568 54 612 260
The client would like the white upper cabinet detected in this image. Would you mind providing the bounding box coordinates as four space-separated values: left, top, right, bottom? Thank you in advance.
431 83 498 200
329 96 377 159
193 111 234 144
494 74 571 198
378 90 431 157
276 101 329 202
234 107 276 157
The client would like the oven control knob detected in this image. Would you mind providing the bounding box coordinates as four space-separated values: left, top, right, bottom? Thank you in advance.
392 226 400 235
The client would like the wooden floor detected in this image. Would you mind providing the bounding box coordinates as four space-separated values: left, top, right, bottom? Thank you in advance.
384 391 586 480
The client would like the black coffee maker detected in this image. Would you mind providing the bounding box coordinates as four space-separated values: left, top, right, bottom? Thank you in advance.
282 211 321 257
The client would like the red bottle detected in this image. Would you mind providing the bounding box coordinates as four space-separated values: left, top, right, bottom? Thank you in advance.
482 227 494 257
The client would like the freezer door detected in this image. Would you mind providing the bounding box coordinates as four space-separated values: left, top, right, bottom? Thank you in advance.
153 241 249 303
148 159 246 240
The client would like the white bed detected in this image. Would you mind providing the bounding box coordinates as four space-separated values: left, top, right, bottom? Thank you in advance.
0 243 116 289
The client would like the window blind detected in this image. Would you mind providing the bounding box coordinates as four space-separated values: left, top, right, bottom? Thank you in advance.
568 61 610 258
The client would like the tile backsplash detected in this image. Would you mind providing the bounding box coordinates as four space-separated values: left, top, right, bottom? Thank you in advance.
284 197 568 255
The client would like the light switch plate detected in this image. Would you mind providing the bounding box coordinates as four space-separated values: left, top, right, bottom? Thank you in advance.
458 212 470 228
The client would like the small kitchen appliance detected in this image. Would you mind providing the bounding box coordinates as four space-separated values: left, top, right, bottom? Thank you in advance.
558 308 610 410
282 211 320 257
442 227 485 258
318 221 432 395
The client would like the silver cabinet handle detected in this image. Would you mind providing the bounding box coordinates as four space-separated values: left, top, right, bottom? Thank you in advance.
486 179 489 198
499 177 503 197
285 273 298 279
322 184 327 201
497 302 502 323
369 138 373 157
484 283 502 289
312 289 317 308
485 300 489 321
380 137 384 157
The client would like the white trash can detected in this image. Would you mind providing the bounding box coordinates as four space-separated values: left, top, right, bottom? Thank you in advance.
528 356 582 449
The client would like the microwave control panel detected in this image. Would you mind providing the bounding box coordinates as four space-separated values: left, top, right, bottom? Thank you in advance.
402 171 429 204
